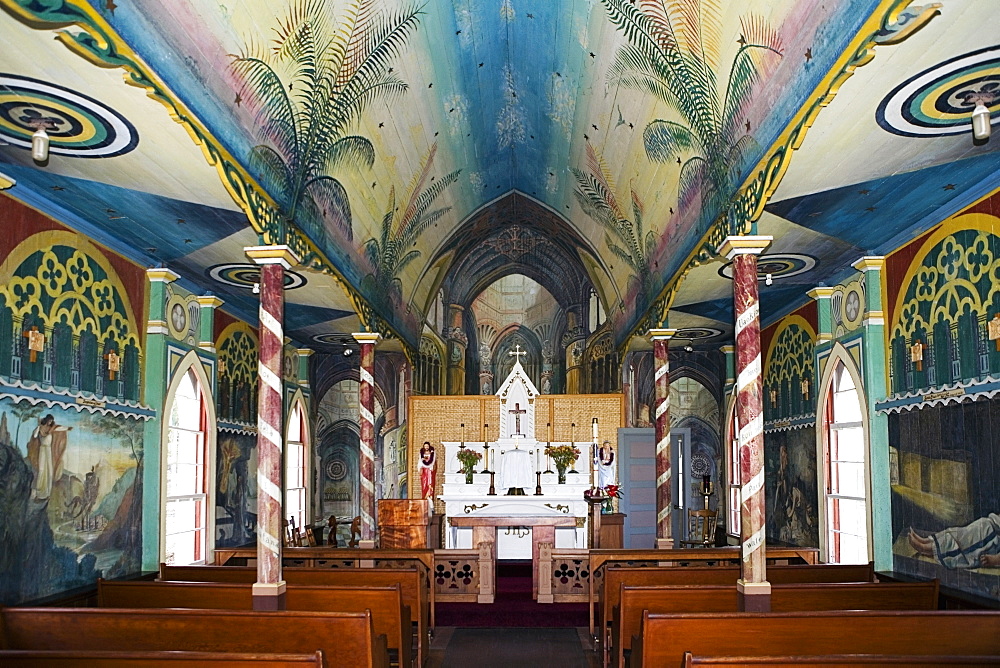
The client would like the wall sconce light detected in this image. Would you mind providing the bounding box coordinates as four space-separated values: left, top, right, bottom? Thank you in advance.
765 273 773 286
342 348 353 357
972 103 991 141
31 125 50 162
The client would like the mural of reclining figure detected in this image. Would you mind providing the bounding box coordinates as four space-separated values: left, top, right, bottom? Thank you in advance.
908 513 1000 569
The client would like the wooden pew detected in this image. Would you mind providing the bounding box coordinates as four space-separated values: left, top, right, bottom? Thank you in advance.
611 580 939 668
588 547 819 635
98 580 412 668
159 564 430 667
684 653 1000 667
0 650 326 667
598 562 875 663
630 610 1000 668
0 607 388 668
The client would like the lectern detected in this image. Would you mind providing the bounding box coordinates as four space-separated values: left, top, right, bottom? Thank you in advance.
378 499 433 548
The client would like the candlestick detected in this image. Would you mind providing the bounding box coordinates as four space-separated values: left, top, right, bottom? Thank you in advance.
482 422 488 442
547 421 552 442
460 422 465 445
570 422 575 444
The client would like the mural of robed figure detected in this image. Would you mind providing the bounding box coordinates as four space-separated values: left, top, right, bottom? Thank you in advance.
27 414 73 501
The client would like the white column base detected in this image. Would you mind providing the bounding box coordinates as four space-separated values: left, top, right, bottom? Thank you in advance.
252 581 287 596
736 579 771 595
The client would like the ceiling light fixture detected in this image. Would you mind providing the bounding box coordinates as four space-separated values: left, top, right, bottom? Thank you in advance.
31 125 50 162
765 273 773 286
971 103 991 141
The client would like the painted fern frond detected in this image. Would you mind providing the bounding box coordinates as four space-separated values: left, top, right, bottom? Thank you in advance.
601 0 671 62
249 145 293 203
337 5 423 111
584 142 625 221
642 119 699 163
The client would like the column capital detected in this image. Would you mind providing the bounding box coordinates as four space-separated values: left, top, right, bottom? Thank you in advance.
146 267 180 283
244 244 301 269
352 332 382 346
647 328 677 341
853 255 885 272
719 344 735 354
718 235 773 260
296 348 315 357
806 286 835 300
196 295 225 309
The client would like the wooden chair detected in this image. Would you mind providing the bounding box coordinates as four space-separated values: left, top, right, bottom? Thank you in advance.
680 509 718 547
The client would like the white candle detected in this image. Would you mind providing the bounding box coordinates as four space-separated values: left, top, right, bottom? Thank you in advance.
592 417 598 441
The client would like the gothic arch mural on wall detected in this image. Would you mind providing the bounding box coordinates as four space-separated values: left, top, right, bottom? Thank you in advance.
763 316 819 548
888 213 1000 396
885 211 1000 603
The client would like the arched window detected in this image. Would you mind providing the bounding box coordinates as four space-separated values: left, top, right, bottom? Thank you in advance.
725 393 741 537
164 367 209 564
286 401 309 531
823 361 869 563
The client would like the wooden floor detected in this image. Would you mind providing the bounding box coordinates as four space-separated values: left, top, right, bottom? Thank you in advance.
428 627 600 667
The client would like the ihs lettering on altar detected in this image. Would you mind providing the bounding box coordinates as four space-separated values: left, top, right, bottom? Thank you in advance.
104 349 122 380
22 326 45 363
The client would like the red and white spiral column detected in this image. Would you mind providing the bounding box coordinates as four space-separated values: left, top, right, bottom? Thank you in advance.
353 332 381 543
245 245 299 610
721 235 772 611
649 328 675 546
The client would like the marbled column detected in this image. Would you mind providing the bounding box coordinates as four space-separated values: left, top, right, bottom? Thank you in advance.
245 245 299 610
648 328 675 546
720 235 772 611
353 332 381 542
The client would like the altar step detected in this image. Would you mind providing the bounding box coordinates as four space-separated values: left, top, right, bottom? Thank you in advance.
436 560 588 628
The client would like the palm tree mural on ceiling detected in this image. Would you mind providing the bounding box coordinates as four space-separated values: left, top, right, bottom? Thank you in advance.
231 0 424 245
362 142 461 312
573 142 655 307
601 0 783 234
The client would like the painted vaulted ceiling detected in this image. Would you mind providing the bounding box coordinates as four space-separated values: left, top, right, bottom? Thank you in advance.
0 0 997 353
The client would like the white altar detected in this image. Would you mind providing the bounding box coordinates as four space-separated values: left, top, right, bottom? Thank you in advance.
438 351 595 558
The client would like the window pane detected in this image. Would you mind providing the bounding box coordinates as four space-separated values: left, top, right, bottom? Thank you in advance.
288 405 302 441
833 387 863 423
831 461 866 497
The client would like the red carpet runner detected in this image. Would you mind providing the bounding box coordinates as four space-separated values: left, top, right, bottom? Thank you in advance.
436 561 589 628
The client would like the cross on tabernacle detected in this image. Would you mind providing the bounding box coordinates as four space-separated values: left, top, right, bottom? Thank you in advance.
22 326 45 363
508 344 526 363
509 402 526 434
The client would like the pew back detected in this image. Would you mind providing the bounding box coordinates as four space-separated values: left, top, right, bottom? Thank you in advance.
683 653 1000 667
600 562 875 656
98 580 411 668
159 564 429 667
613 581 939 668
0 650 326 667
0 607 387 668
633 610 1000 668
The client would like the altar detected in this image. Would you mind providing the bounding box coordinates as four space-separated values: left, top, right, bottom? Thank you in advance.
438 349 596 561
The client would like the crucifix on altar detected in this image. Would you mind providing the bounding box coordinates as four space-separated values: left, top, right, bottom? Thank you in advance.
22 326 45 362
508 402 526 436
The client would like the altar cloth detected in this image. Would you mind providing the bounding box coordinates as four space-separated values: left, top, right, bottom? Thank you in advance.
499 447 534 490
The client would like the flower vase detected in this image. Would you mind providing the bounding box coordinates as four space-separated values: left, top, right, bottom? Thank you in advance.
464 470 474 484
557 465 567 484
602 499 614 514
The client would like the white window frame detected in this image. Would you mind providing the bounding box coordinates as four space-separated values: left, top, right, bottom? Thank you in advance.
817 346 872 564
285 397 310 532
725 387 741 537
160 351 216 565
